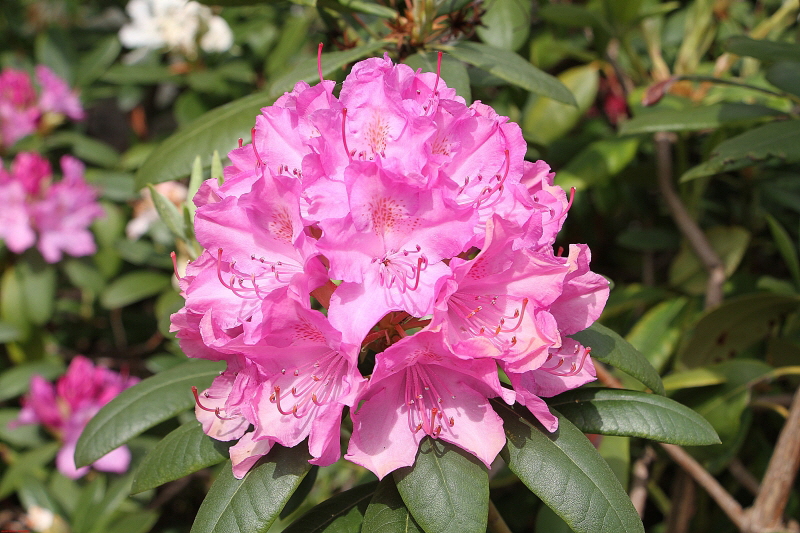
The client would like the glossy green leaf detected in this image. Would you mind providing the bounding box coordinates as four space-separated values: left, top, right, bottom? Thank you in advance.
766 61 800 99
676 293 800 368
668 226 750 295
726 36 800 62
191 446 312 533
132 421 232 494
135 42 386 189
75 360 224 468
765 213 800 286
548 388 720 445
523 64 599 145
571 323 665 395
280 465 318 519
439 41 577 105
681 119 800 181
394 437 488 533
362 478 424 533
403 52 472 103
625 298 688 373
99 271 172 309
0 359 65 402
149 184 188 241
619 103 785 135
284 481 378 533
476 0 531 51
496 403 644 533
555 137 640 190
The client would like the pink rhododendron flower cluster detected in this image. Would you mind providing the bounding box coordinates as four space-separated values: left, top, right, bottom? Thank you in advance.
11 356 139 479
172 54 609 479
0 152 104 262
0 66 84 149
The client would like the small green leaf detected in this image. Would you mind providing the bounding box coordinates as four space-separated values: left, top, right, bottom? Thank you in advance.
75 36 121 87
476 0 531 51
726 36 800 62
148 184 188 241
0 409 47 448
211 150 224 184
132 421 232 494
555 137 640 190
17 257 57 326
676 293 800 368
571 323 666 395
496 403 644 533
101 64 181 85
625 298 688 373
0 359 65 402
548 388 720 445
766 61 800 98
765 213 800 287
283 481 378 533
75 360 224 468
439 41 577 105
191 446 312 533
619 103 785 135
45 132 120 168
363 477 424 533
104 511 160 533
394 438 488 533
681 119 800 181
99 271 172 309
0 442 60 499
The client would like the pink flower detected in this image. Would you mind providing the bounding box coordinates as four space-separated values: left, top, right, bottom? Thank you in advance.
172 53 609 480
11 356 139 479
0 66 84 149
0 153 103 262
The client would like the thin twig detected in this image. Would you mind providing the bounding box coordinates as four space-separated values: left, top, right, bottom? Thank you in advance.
665 470 696 533
744 386 800 533
661 443 747 530
630 446 657 518
654 132 726 310
727 458 761 496
487 499 513 533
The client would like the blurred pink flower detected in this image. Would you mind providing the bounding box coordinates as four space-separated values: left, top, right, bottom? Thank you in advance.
0 152 103 262
11 356 139 479
0 66 83 149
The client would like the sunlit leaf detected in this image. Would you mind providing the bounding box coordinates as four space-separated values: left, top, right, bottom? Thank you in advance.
619 103 785 135
99 271 172 309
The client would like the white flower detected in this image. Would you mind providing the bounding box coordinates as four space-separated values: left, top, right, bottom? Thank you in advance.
119 0 233 58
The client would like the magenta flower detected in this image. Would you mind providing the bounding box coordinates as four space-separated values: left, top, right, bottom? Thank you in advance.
172 53 609 479
0 153 103 262
0 66 84 149
11 356 139 479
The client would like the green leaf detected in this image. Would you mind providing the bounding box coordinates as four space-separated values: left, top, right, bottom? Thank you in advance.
100 64 181 85
0 442 60 498
765 213 800 287
523 63 600 145
334 0 397 18
403 52 472 104
75 359 224 468
619 103 785 135
280 465 318 519
284 481 378 533
191 446 312 533
0 321 23 343
363 478 424 533
676 293 800 369
99 271 172 309
681 119 800 181
625 298 689 373
0 359 65 402
1 266 30 341
555 137 640 190
148 184 188 241
17 257 57 326
476 0 531 51
496 403 644 533
72 476 106 533
394 438 488 533
571 323 666 395
104 511 160 533
726 36 800 62
439 41 577 105
132 421 232 494
187 155 204 219
766 61 800 99
0 409 47 448
548 388 720 445
45 132 120 168
668 226 751 295
75 36 122 87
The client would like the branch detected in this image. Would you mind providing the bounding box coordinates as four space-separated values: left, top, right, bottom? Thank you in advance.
630 446 657 517
654 132 726 309
744 386 800 533
488 499 513 533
